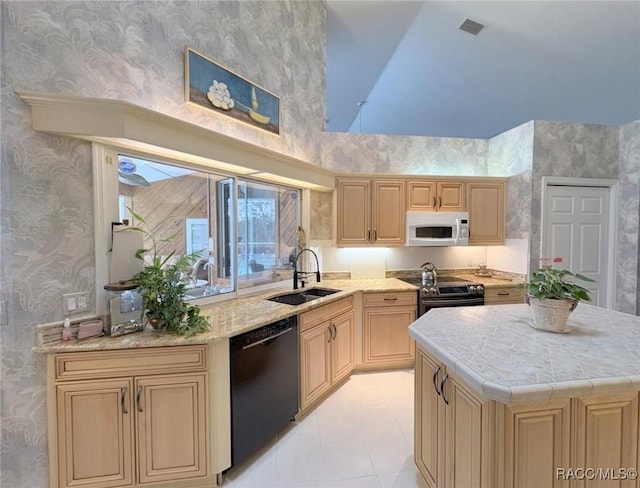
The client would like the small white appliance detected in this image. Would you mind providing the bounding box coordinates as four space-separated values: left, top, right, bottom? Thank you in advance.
406 211 469 246
104 283 144 336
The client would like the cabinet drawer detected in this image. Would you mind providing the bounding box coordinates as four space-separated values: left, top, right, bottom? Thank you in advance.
299 296 354 332
484 286 524 304
363 291 417 308
54 345 207 381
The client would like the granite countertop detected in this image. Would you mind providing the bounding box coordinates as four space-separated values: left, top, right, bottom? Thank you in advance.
409 303 640 404
447 271 525 288
34 278 417 354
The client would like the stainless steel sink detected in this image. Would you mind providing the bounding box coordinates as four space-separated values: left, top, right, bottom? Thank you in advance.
267 287 340 306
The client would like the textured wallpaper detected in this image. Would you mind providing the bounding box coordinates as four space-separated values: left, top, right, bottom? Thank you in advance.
618 120 640 314
320 132 488 175
309 191 332 240
487 121 534 239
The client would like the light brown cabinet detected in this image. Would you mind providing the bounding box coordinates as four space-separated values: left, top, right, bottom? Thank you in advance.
407 180 465 212
503 400 571 488
415 349 488 488
572 393 638 488
484 285 524 305
299 297 354 412
56 379 135 488
362 291 416 368
466 180 506 245
48 346 211 488
336 178 406 246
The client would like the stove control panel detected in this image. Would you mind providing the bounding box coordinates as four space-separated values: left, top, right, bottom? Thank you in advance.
469 284 485 295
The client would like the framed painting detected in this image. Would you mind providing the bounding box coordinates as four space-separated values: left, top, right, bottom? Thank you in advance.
185 47 280 135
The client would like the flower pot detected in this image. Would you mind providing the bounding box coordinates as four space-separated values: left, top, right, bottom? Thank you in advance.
147 316 170 331
527 295 578 333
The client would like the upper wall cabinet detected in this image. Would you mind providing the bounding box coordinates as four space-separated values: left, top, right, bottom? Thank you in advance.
337 178 406 246
466 180 506 245
407 180 465 212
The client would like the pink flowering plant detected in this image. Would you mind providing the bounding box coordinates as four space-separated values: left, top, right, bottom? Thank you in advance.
528 257 594 302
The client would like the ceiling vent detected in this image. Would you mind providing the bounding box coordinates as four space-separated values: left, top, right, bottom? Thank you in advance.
459 18 485 35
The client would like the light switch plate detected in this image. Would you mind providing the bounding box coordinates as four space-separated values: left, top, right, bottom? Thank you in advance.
62 291 90 316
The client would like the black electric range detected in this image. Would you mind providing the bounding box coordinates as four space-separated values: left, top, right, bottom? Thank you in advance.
398 276 485 316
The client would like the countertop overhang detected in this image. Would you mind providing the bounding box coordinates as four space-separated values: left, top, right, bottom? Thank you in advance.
409 303 640 403
34 278 417 354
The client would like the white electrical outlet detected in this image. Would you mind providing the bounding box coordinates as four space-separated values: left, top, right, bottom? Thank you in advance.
62 291 90 316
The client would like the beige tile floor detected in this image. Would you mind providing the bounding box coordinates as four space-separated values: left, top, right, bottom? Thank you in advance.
224 370 427 488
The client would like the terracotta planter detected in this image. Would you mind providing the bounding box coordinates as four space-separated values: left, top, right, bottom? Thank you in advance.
527 295 578 333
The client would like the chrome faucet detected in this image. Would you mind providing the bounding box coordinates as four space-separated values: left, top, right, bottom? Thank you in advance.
293 248 321 289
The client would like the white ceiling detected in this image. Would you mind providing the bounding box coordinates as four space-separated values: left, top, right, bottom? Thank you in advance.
326 1 640 139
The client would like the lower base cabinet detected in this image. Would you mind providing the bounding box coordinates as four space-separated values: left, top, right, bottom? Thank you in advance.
362 291 417 368
415 350 489 488
415 347 640 488
49 346 211 488
299 297 354 413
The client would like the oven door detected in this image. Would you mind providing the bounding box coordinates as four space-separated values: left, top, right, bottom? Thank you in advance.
420 297 484 316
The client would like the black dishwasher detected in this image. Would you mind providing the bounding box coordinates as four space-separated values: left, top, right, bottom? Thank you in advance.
229 316 299 467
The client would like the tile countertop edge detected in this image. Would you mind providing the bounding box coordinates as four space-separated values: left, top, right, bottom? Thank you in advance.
33 278 417 354
410 331 616 404
409 304 640 404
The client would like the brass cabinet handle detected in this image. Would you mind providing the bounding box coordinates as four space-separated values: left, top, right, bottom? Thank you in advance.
367 228 371 241
327 325 332 343
383 297 398 301
373 228 377 241
438 196 442 209
497 292 510 296
331 323 337 340
441 374 450 405
136 386 143 413
120 387 128 414
432 366 441 396
432 197 437 208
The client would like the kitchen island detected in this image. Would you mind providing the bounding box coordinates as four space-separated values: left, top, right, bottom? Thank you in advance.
409 303 640 488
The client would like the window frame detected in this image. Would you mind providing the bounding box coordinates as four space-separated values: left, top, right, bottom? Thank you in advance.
93 142 306 315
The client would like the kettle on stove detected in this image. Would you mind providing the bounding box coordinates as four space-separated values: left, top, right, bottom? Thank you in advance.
420 262 437 287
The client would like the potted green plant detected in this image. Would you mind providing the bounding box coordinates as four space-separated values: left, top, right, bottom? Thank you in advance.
527 257 595 332
125 209 209 337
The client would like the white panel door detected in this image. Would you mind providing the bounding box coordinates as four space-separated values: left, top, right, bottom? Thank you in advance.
543 185 609 306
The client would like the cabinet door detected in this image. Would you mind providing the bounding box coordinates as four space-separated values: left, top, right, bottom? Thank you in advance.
467 181 505 245
337 179 371 245
330 310 354 384
503 400 570 488
300 323 332 410
443 375 484 488
372 180 406 245
136 373 208 484
572 393 638 488
415 350 444 488
436 182 465 211
408 181 437 211
362 306 415 365
56 379 134 488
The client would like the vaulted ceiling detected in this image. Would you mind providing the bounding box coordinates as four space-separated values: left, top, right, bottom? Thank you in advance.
326 1 640 139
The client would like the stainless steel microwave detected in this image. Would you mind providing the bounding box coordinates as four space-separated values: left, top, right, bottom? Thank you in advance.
406 211 469 246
